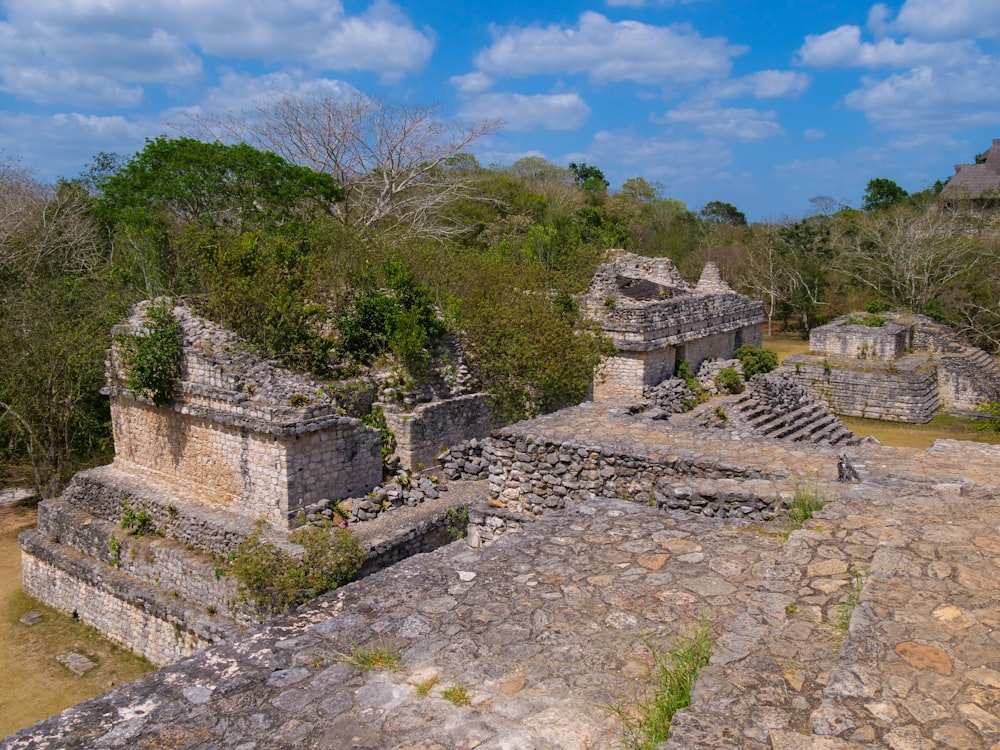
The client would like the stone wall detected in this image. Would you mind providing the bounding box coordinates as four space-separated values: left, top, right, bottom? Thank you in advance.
782 357 939 422
480 427 787 519
381 393 501 472
19 531 235 666
108 302 382 527
809 319 911 362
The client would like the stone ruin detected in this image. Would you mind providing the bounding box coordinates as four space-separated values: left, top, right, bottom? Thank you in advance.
18 300 498 665
782 312 1000 423
106 301 383 527
584 250 765 400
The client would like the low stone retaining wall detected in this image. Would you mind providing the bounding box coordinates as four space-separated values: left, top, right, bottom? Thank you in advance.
783 357 939 423
480 429 785 516
20 529 237 666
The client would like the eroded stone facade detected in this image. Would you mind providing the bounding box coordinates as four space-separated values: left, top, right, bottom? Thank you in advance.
107 302 382 526
784 313 1000 422
585 251 765 400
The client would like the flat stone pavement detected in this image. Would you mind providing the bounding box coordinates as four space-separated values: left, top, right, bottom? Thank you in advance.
4 497 786 749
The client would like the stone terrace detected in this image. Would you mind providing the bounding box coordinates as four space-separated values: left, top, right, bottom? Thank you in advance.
7 414 1000 748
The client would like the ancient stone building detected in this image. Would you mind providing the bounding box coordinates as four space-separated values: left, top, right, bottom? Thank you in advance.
782 312 1000 422
106 301 383 527
584 251 765 400
942 138 1000 199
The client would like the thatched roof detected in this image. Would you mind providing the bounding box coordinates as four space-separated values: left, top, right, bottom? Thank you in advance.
942 139 1000 198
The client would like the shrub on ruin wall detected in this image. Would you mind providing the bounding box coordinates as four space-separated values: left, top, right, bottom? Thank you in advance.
116 300 182 406
715 367 744 394
733 345 778 380
228 523 364 619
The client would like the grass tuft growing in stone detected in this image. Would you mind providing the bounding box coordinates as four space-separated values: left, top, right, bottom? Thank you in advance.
343 645 400 672
442 684 471 706
781 483 828 531
609 618 714 749
833 567 865 638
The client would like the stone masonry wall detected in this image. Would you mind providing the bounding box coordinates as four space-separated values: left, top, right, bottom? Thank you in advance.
480 427 787 519
19 533 233 666
111 399 381 525
783 358 939 422
381 393 501 472
809 320 911 362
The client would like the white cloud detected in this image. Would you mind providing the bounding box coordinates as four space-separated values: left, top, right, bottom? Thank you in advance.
894 0 1000 40
844 62 1000 130
0 0 433 105
474 11 745 84
867 4 892 37
185 71 362 115
0 67 144 107
586 130 734 188
803 128 826 140
710 70 811 99
662 101 783 141
450 72 494 94
458 92 591 131
797 24 978 69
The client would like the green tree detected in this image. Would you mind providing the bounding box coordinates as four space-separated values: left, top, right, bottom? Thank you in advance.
700 200 746 225
96 136 342 230
862 178 908 212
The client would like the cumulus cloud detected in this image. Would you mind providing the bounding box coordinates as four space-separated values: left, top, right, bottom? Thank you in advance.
450 72 494 94
661 101 784 141
0 0 433 105
458 92 591 131
710 70 811 99
894 0 1000 41
474 11 745 84
797 25 978 69
844 62 1000 130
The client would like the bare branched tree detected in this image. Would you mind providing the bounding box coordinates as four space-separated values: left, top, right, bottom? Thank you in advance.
0 161 103 278
186 92 501 239
834 210 978 312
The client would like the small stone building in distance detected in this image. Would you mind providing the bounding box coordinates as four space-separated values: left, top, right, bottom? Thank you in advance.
782 313 1000 423
942 139 1000 199
585 250 765 401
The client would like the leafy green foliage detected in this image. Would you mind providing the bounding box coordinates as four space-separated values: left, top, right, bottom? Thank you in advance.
700 200 746 225
715 367 743 394
362 404 397 470
95 136 342 231
120 500 153 536
733 345 779 379
445 506 469 540
116 300 181 406
228 523 364 619
862 178 909 212
977 401 1000 433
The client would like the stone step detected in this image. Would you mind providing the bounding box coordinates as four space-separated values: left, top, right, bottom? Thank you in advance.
745 403 820 436
806 481 1000 748
19 527 241 666
35 497 248 623
774 411 839 441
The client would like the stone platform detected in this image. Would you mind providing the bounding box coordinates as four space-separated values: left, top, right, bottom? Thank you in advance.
6 411 1000 748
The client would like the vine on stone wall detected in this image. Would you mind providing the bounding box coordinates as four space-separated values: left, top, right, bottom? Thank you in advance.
117 300 182 406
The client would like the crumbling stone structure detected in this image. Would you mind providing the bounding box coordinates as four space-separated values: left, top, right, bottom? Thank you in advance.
107 302 383 526
585 251 765 400
783 313 1000 422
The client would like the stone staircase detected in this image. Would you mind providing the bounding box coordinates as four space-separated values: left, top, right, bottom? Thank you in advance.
733 372 865 447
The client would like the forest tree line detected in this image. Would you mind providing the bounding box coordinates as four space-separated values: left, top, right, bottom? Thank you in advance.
2 90 999 494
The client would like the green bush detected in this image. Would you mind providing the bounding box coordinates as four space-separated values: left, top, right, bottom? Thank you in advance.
362 404 397 470
228 523 364 618
733 345 778 380
715 367 743 394
116 300 182 406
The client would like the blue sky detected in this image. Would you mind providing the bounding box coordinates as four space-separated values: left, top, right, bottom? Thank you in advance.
1 0 998 220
